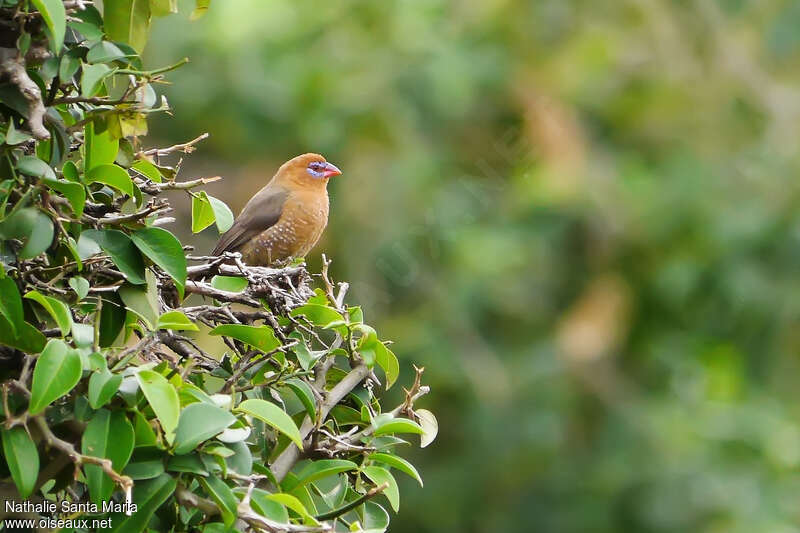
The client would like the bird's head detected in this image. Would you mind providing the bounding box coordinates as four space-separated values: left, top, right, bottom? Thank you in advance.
276 153 342 188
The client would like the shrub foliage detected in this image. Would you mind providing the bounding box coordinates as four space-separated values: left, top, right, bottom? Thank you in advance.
0 2 435 531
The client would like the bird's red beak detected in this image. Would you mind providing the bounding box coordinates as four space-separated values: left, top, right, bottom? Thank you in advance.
321 162 342 178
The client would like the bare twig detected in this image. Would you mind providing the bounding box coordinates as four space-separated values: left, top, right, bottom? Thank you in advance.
138 133 209 157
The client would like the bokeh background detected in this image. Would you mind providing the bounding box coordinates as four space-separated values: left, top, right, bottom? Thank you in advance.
143 1 800 532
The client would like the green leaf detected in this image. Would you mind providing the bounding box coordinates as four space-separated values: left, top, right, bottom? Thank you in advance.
235 399 303 450
30 0 66 52
0 275 23 336
263 493 319 526
108 474 176 533
150 0 178 17
24 290 72 336
99 293 126 347
87 41 127 64
0 208 55 260
119 281 158 330
372 416 424 437
190 0 210 20
86 164 134 197
80 229 146 284
416 408 438 448
210 275 248 293
290 303 346 329
208 195 234 233
85 121 119 171
199 476 238 527
167 453 208 476
69 276 90 300
1 427 39 498
123 459 165 479
82 409 135 504
131 159 161 182
88 368 123 408
374 342 399 390
285 378 316 420
43 178 86 217
191 191 216 233
209 324 281 353
156 310 198 331
286 460 358 491
59 50 81 81
81 63 114 98
369 453 423 486
28 339 82 414
137 370 180 443
173 403 236 455
249 488 289 523
16 155 55 180
133 411 157 447
131 227 187 299
362 466 400 512
104 0 152 52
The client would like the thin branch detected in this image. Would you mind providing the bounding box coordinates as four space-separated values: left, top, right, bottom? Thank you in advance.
270 363 371 482
34 416 133 494
138 132 209 157
0 56 49 139
315 482 389 521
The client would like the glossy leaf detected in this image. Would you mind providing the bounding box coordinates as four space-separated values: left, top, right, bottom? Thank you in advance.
199 476 238 527
69 276 90 300
81 63 113 98
287 459 358 491
375 343 400 390
131 227 186 298
87 41 127 64
209 324 281 353
88 368 123 409
369 453 423 486
362 466 400 512
104 0 151 52
173 403 236 455
285 378 316 420
137 370 180 443
131 159 162 182
80 229 146 284
290 303 346 329
85 121 119 171
16 155 55 180
235 399 303 450
208 195 234 233
210 275 248 293
416 409 438 448
156 310 199 331
24 290 72 336
264 493 320 526
1 427 39 498
30 0 66 52
43 178 86 217
108 474 176 533
372 416 424 437
86 164 134 197
28 339 82 414
191 191 216 233
82 409 135 504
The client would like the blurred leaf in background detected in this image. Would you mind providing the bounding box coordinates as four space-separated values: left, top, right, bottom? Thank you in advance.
146 1 800 532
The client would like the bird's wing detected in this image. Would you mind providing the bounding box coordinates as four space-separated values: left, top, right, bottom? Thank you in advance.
211 186 289 255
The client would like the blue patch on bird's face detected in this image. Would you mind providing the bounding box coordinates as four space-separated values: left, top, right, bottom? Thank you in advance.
306 162 327 179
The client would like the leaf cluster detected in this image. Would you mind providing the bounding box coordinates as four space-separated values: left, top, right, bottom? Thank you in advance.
0 2 435 532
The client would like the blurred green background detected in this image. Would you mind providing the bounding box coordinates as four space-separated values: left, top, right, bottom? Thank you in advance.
144 1 800 531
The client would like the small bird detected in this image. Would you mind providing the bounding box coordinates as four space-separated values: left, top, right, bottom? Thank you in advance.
212 153 342 266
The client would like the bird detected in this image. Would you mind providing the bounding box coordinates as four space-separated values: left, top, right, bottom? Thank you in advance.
212 153 342 266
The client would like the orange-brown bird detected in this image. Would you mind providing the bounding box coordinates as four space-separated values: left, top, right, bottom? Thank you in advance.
212 153 342 266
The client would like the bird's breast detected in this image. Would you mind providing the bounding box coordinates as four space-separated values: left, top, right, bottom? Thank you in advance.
239 190 329 264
